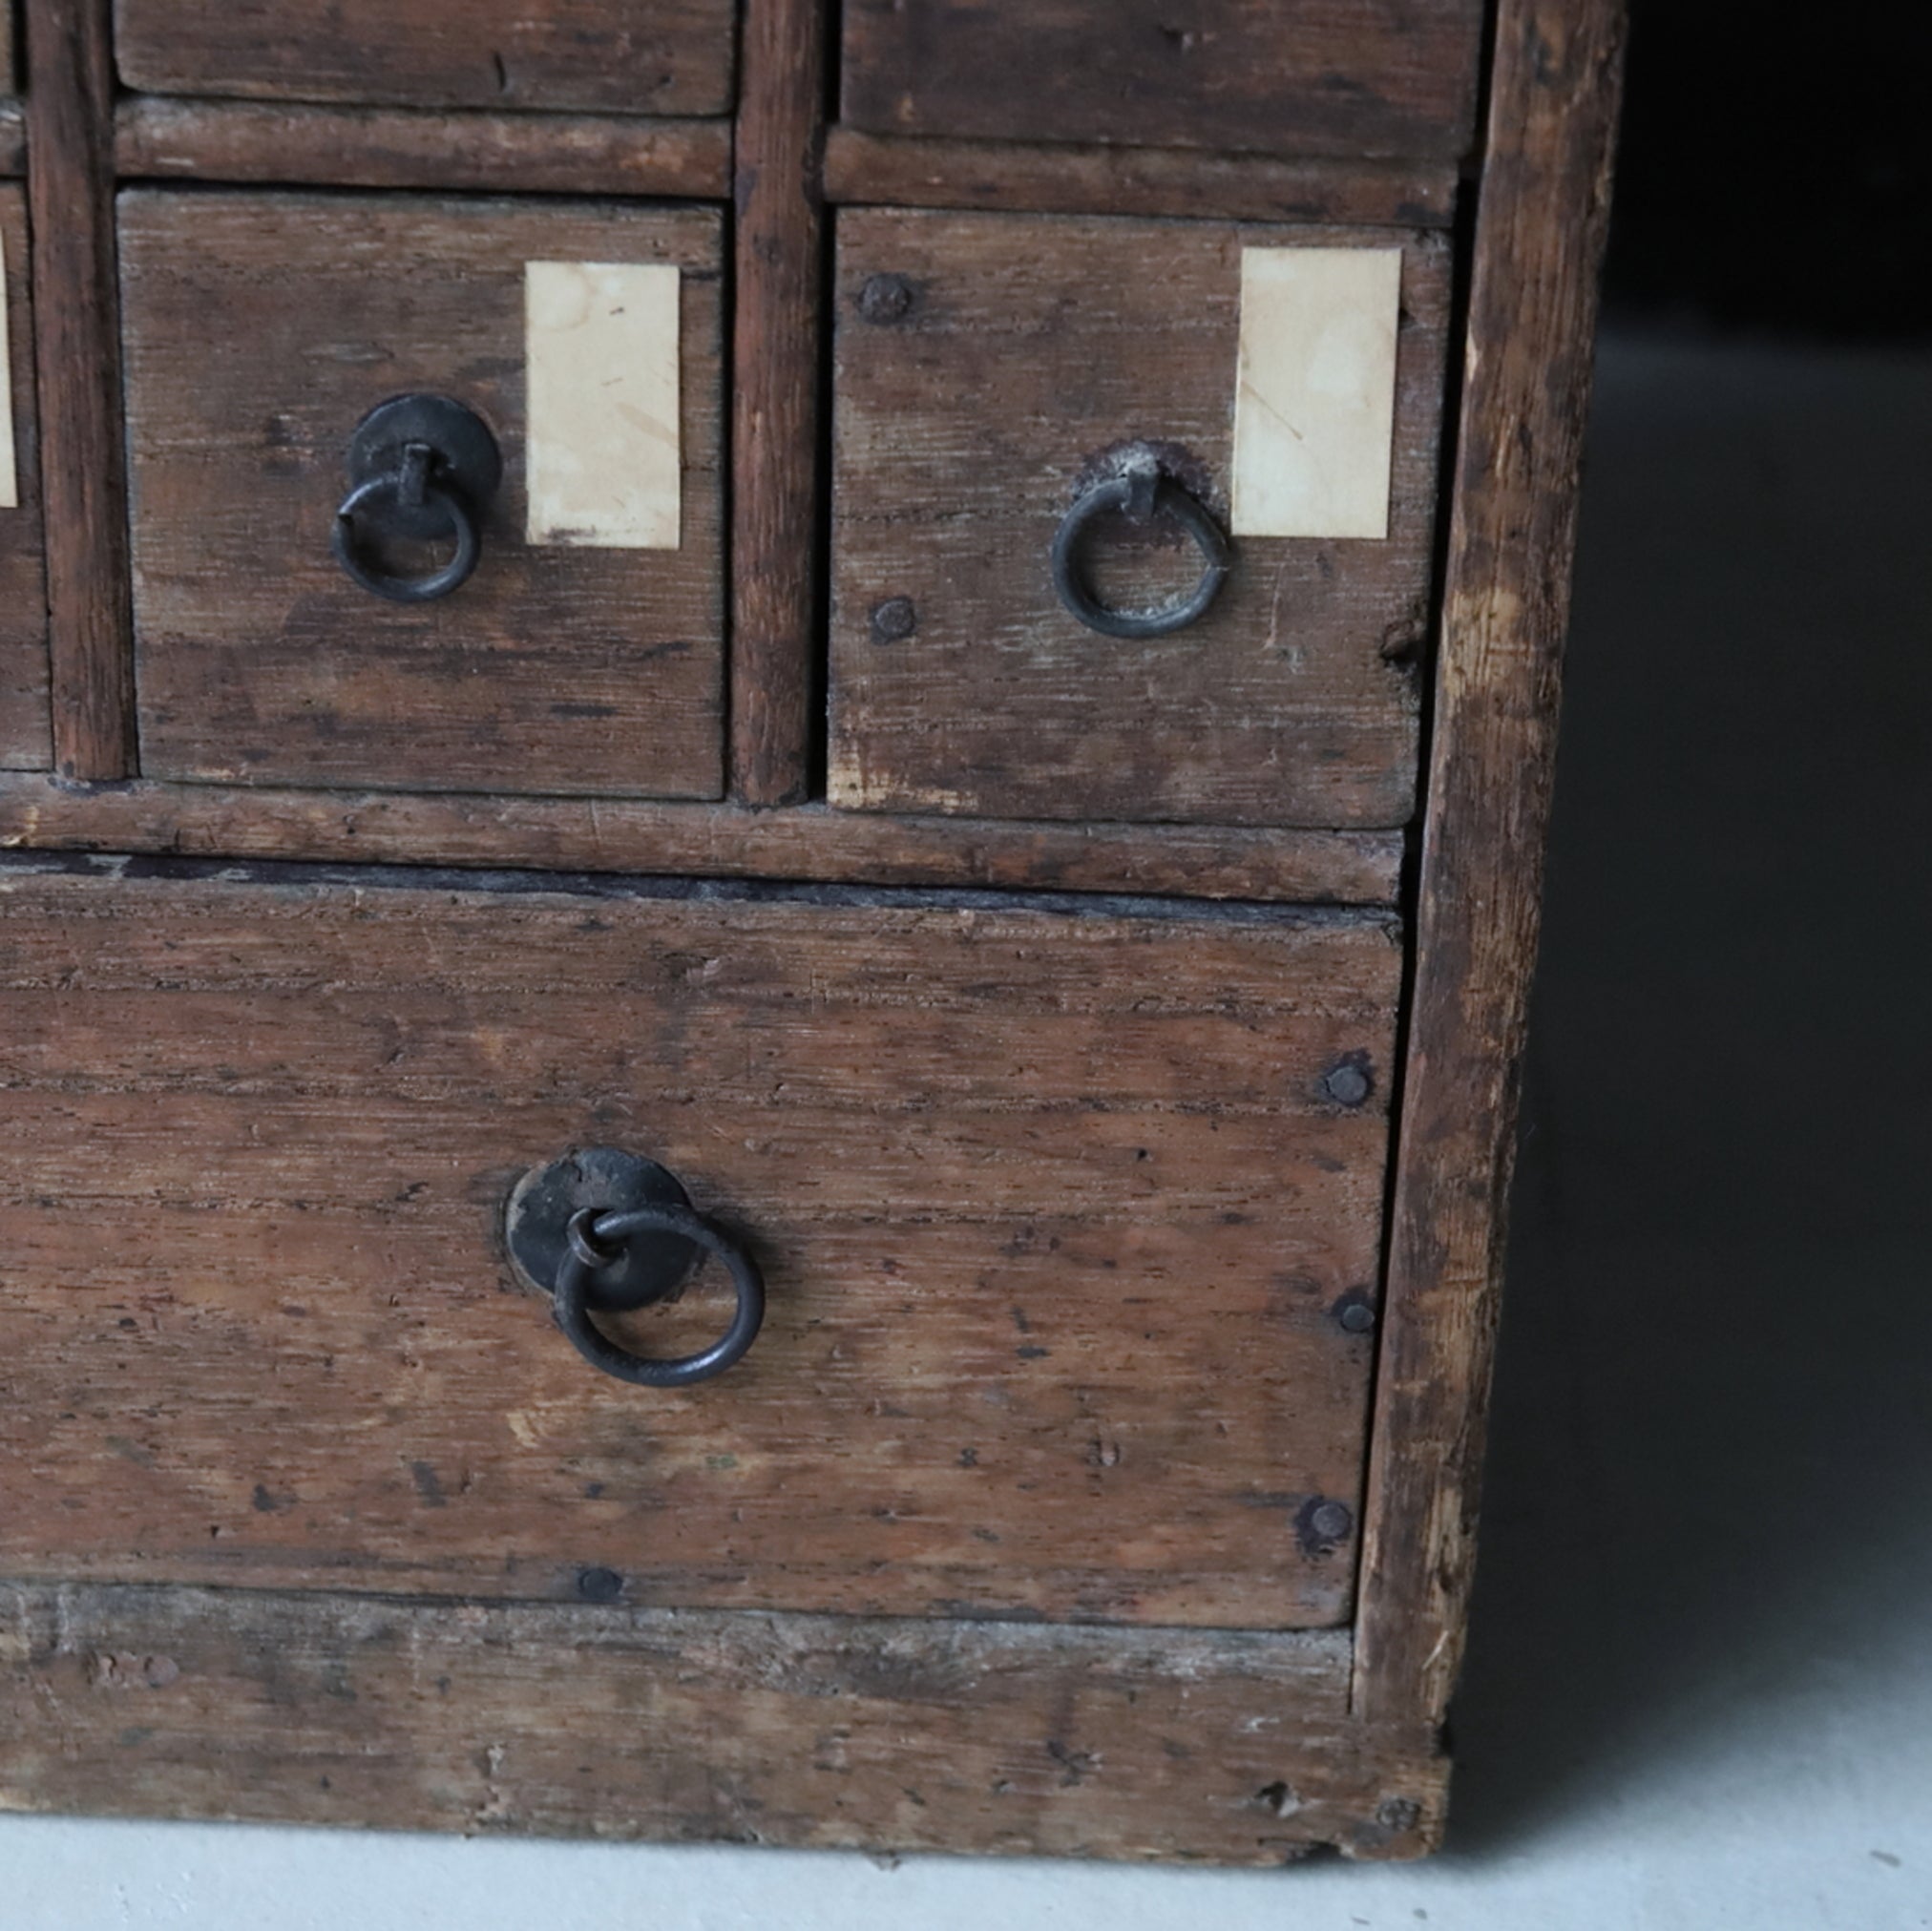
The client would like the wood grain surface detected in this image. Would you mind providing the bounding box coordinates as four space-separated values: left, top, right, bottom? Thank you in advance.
0 186 47 768
824 129 1459 229
0 1583 1448 1859
729 0 825 806
839 0 1484 162
26 0 136 779
0 774 1407 904
114 0 736 116
0 856 1400 1627
829 209 1449 826
119 192 725 800
115 96 733 198
0 101 21 173
1354 0 1629 1726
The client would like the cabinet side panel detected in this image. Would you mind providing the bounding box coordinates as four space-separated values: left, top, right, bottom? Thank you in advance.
1354 0 1630 1728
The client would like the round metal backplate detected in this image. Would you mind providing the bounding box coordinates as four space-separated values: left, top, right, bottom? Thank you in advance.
344 393 503 541
504 1148 701 1312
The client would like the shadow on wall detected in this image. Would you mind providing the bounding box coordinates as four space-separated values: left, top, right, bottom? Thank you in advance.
1442 331 1932 1850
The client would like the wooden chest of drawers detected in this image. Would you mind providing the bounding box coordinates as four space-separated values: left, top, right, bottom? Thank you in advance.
0 0 1626 1863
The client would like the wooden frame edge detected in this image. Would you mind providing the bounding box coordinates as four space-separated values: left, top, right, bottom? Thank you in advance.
24 0 136 780
113 96 734 197
728 0 824 807
1353 0 1629 1730
824 127 1459 229
0 773 1406 905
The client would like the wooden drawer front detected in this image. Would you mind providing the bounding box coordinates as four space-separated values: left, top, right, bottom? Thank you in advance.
0 858 1400 1630
829 210 1450 828
114 0 736 116
0 184 45 769
841 1 1485 161
120 192 725 800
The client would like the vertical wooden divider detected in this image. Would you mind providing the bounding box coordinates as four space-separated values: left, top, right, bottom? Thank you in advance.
1352 0 1628 1728
26 0 136 780
729 0 825 808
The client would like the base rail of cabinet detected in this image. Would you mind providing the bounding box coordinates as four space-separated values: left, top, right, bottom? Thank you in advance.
0 1582 1446 1862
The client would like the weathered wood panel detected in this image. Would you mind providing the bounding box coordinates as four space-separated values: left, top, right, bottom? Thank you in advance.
0 857 1399 1627
1 6 15 97
0 101 22 173
824 129 1459 229
829 209 1448 826
1354 0 1629 1725
26 0 135 779
114 0 735 116
115 97 733 198
730 0 825 806
0 774 1407 905
119 192 725 800
0 185 47 768
840 0 1484 163
0 1584 1447 1860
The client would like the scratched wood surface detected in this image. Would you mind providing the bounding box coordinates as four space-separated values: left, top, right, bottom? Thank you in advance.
839 0 1484 162
0 857 1400 1627
0 186 46 768
119 192 725 800
829 209 1450 826
114 0 736 115
0 1584 1449 1860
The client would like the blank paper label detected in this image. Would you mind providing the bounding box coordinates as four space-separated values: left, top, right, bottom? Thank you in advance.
0 227 15 511
1231 247 1402 540
525 261 680 548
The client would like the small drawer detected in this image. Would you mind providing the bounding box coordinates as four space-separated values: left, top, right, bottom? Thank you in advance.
120 190 725 800
114 0 736 116
0 855 1400 1630
0 183 47 770
829 208 1451 828
840 0 1485 161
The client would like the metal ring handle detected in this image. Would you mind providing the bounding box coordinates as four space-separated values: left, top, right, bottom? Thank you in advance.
1050 471 1232 639
332 468 482 604
554 1205 765 1388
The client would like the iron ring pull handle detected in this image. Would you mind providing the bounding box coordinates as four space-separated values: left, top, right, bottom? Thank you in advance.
554 1204 766 1389
331 393 503 604
1049 461 1233 639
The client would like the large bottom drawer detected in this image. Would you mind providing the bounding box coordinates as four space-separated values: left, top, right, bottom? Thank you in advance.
0 855 1400 1629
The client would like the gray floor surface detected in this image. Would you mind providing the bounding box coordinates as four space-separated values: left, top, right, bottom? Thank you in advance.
5 332 1929 1927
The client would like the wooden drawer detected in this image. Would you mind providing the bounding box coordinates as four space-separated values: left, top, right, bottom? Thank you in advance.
120 191 725 800
829 209 1451 828
0 856 1399 1630
114 0 737 116
0 183 44 769
840 1 1486 161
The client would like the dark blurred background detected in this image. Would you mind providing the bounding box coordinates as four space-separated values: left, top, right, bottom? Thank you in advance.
1603 1 1932 340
